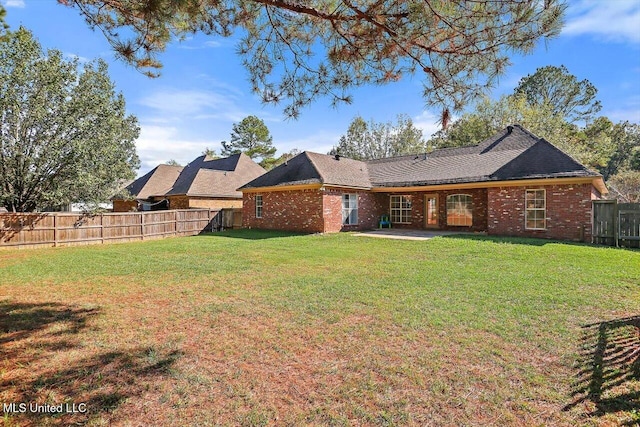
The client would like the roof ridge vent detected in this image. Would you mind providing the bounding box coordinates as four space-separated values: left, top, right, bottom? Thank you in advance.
507 125 513 134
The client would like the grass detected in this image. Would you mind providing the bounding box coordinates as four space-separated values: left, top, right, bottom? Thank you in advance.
0 230 638 426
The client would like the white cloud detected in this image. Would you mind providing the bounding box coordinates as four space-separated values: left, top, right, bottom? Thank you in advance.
275 130 341 156
135 125 219 175
134 85 289 175
194 73 246 98
177 39 224 50
605 108 640 123
603 92 640 123
564 0 640 44
413 111 445 139
138 87 247 122
3 0 25 8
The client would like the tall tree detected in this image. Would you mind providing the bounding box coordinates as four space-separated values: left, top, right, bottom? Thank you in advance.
0 28 140 212
0 5 8 39
220 115 276 167
429 95 577 152
594 121 640 179
513 65 601 123
60 0 566 119
608 171 640 203
427 93 640 184
202 147 219 158
330 114 426 160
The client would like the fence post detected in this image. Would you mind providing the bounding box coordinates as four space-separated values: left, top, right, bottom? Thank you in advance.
141 211 145 240
174 210 178 236
53 214 57 247
613 200 620 248
100 213 104 244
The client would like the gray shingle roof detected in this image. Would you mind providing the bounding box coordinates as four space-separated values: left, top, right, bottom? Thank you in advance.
240 152 371 189
369 125 597 187
241 125 599 190
122 164 183 199
165 153 266 197
120 154 265 200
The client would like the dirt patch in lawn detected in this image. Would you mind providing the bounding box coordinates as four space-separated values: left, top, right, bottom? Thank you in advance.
0 299 583 426
1 233 638 426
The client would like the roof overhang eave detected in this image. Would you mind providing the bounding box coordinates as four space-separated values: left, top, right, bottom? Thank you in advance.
370 176 600 192
592 176 608 195
240 183 323 193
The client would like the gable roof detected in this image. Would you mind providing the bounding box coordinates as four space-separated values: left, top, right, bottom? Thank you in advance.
120 153 266 200
240 151 370 190
240 125 603 191
369 125 597 187
121 164 183 199
165 153 266 197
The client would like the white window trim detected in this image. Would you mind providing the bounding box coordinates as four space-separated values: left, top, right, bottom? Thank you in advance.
525 189 546 230
390 195 412 224
255 194 263 218
342 193 358 225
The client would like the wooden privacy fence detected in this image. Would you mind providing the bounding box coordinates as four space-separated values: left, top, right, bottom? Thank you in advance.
593 200 640 248
0 209 227 249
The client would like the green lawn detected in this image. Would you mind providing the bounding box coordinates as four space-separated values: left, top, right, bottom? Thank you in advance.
0 230 638 426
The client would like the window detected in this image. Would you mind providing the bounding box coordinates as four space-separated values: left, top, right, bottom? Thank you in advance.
525 189 546 230
446 194 473 226
255 195 263 218
342 194 358 225
390 195 412 223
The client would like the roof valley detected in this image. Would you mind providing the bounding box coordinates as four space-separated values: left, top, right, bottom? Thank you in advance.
241 125 599 190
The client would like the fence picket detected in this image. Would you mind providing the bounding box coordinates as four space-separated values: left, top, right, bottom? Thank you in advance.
0 209 222 249
593 200 640 248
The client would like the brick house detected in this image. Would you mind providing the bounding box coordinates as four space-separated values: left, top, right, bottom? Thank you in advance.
240 125 608 241
112 164 183 212
113 153 266 212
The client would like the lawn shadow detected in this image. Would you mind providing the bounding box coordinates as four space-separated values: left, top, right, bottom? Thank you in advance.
564 315 640 424
0 300 99 347
442 234 640 251
0 300 182 425
197 229 307 240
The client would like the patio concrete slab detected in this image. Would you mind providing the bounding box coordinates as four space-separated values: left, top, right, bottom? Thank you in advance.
351 229 486 241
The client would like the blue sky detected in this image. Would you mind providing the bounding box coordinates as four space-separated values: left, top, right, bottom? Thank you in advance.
3 0 640 176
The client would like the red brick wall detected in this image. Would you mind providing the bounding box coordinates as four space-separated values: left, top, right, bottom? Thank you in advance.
242 183 595 241
322 189 387 233
112 199 138 212
243 189 325 233
187 197 242 209
243 188 386 233
383 192 425 230
487 183 594 242
161 195 187 209
381 189 488 232
436 189 488 232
